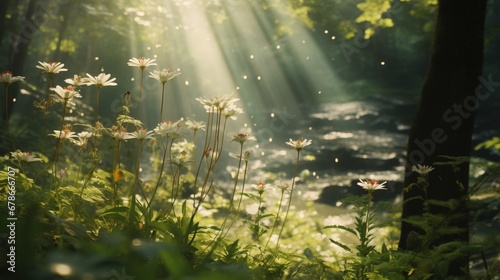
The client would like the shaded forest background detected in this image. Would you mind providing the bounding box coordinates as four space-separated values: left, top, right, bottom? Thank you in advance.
2 1 499 181
1 0 500 113
2 0 500 225
1 0 499 127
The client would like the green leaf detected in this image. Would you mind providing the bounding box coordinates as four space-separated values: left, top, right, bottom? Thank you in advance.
116 114 143 128
241 192 262 202
329 238 352 253
475 136 500 151
324 224 358 237
101 206 130 215
181 200 187 217
426 199 459 210
304 247 314 260
208 225 221 231
255 213 274 222
402 217 433 235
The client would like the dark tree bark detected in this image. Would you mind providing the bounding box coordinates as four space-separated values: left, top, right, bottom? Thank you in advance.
3 0 41 121
0 0 12 46
399 0 487 276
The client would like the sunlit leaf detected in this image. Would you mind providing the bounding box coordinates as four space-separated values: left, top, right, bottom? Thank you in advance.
329 238 352 253
324 224 358 237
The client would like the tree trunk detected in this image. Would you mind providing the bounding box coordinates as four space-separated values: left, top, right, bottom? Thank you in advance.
52 1 77 62
0 0 12 45
3 0 41 121
399 0 487 276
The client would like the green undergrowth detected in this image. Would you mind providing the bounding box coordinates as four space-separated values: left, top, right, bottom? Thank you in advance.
1 59 499 279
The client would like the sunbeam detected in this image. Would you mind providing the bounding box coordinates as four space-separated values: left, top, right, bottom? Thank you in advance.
126 0 345 139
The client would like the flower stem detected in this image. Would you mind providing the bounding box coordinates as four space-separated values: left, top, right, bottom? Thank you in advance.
93 88 101 149
42 73 54 156
95 87 100 124
136 69 145 118
48 73 54 89
169 165 182 217
364 192 373 251
265 188 286 250
166 140 179 217
148 136 170 211
188 111 227 245
255 193 265 242
359 191 373 280
191 111 225 218
159 83 166 123
214 144 244 243
112 140 122 206
190 111 213 210
276 150 300 249
223 153 248 239
129 139 144 230
4 85 15 150
52 99 68 184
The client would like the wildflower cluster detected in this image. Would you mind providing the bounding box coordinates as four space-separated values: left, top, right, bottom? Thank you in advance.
35 59 314 260
0 70 25 85
50 85 81 103
357 179 387 192
82 73 117 88
36 61 68 74
2 54 487 280
10 150 43 163
286 138 312 151
149 68 181 84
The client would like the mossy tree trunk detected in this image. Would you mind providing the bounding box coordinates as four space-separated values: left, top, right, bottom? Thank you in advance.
399 0 487 276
